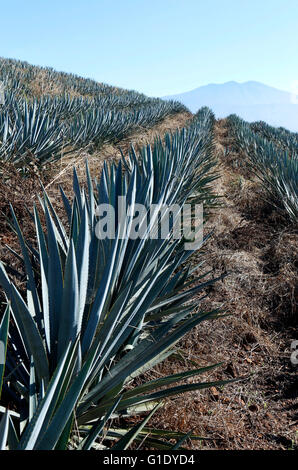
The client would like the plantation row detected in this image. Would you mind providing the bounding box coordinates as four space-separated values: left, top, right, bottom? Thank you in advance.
0 58 187 168
0 108 223 450
227 114 298 223
250 120 298 156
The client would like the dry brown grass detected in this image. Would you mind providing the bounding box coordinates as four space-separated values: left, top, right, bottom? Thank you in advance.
29 70 65 97
0 161 43 241
25 69 84 98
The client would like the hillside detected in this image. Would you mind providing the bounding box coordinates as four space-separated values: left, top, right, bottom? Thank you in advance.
0 59 297 451
163 81 298 131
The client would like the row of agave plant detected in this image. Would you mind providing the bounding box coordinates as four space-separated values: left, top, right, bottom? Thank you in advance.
250 120 298 156
0 92 186 168
227 114 298 223
0 58 188 168
0 108 227 450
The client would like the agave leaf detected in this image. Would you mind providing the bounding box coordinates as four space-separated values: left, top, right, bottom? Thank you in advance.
33 339 95 450
29 356 38 422
57 241 79 360
18 340 78 450
40 185 69 252
119 378 233 414
0 268 49 385
122 363 222 401
11 286 49 383
75 204 90 323
171 429 193 449
78 395 122 450
33 205 50 351
59 186 72 223
79 309 220 417
97 364 222 414
0 305 10 399
102 428 177 450
55 415 74 450
0 104 223 450
80 261 179 404
45 204 64 360
85 159 96 229
139 427 208 440
111 403 161 450
9 205 42 330
7 416 19 449
0 409 9 450
125 349 174 383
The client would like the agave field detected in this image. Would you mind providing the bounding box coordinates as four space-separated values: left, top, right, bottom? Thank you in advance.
227 114 298 223
0 58 297 451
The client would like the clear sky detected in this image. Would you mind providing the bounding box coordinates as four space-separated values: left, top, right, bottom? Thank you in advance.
0 0 297 97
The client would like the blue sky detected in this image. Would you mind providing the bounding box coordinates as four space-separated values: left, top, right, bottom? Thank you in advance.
0 0 297 96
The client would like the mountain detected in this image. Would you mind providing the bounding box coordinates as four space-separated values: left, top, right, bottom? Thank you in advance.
163 81 298 131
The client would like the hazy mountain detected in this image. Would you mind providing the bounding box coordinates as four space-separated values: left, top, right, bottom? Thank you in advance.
163 81 298 131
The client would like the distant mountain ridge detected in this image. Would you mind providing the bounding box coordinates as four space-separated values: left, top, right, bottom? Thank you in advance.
163 81 298 131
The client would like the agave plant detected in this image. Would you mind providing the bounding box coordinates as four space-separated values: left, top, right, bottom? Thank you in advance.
228 114 298 223
0 121 227 449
